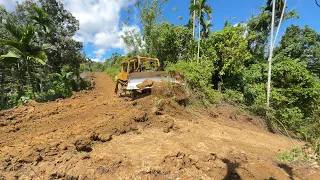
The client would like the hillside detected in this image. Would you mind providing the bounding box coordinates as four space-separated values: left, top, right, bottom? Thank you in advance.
0 72 318 179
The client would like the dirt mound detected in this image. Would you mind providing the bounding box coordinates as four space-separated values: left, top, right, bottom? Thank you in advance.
152 81 189 106
0 72 319 179
136 79 154 90
110 95 181 134
169 71 184 82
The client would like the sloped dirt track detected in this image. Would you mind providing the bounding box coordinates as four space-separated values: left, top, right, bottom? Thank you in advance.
0 72 319 180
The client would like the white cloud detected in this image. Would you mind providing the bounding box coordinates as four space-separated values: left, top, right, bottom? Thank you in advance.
93 48 106 60
0 0 25 11
91 58 101 62
119 24 144 54
1 0 139 61
61 0 138 61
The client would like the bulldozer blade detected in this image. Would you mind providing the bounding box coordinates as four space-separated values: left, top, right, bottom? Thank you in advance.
127 71 177 90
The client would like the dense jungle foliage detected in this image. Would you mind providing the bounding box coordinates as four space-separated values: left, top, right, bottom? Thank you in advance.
0 0 88 109
102 0 320 155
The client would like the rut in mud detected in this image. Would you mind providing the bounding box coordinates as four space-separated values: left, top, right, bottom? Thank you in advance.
0 72 319 179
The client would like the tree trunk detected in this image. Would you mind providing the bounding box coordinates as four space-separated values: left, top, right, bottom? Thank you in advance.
26 60 34 96
267 0 276 108
36 32 42 47
40 79 43 95
193 0 196 38
197 11 201 65
218 82 223 94
0 71 4 109
217 75 223 93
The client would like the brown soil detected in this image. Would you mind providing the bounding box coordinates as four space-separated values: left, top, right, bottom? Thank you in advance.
0 72 319 179
152 81 189 106
137 79 154 90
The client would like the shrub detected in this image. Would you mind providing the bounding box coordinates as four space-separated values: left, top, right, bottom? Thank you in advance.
223 89 244 104
166 60 218 106
105 66 120 80
243 83 268 116
243 57 320 153
279 148 310 162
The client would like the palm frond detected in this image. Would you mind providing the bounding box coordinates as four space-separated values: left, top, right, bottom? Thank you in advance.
203 5 212 19
42 43 57 51
0 49 22 59
202 20 213 28
22 25 35 44
34 57 46 65
31 50 47 65
0 39 24 50
4 20 24 40
189 4 201 12
29 6 54 33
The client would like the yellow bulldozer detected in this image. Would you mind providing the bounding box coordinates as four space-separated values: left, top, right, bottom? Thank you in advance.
114 56 177 95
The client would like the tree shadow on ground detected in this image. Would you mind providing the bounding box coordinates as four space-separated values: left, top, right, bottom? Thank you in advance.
222 158 242 180
221 158 291 180
278 163 294 180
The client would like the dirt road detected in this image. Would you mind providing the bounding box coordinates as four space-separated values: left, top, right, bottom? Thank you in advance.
0 72 319 179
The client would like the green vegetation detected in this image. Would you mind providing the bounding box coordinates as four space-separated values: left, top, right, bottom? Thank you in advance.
103 53 129 80
279 148 312 162
102 0 320 157
0 0 87 109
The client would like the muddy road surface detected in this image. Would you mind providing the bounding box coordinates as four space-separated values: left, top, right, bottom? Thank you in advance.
0 73 319 179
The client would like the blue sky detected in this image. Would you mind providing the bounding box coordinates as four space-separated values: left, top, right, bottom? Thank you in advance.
2 0 319 61
159 0 319 31
100 0 320 60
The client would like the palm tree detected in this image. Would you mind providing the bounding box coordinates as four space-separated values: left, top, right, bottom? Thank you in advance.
29 6 54 48
189 0 196 38
29 7 55 94
0 19 49 93
201 20 213 39
29 6 54 34
190 0 212 65
0 20 47 65
187 0 197 37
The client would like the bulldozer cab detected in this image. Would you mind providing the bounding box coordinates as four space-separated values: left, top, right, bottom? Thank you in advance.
116 56 160 82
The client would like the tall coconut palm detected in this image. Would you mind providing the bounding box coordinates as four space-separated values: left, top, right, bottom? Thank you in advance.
189 0 196 38
190 0 212 65
186 0 195 37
